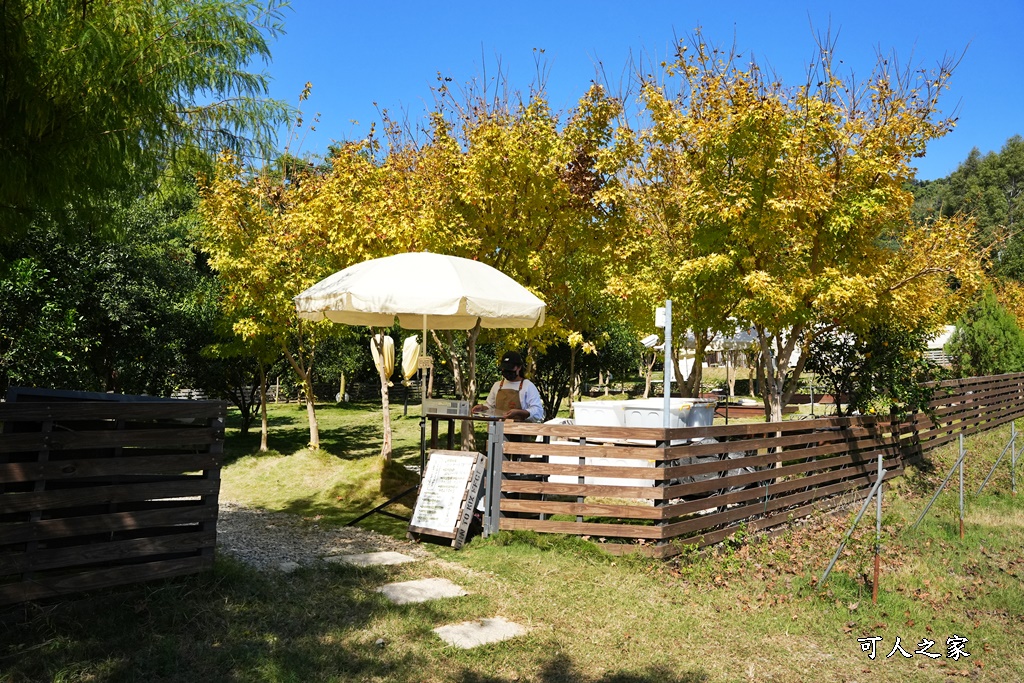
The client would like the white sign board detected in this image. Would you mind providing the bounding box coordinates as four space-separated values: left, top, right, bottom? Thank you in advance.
410 450 485 546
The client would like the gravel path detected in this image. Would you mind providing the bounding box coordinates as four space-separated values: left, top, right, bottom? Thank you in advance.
216 502 431 572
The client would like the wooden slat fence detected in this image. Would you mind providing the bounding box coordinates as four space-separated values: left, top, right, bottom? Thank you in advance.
0 389 226 605
498 373 1024 558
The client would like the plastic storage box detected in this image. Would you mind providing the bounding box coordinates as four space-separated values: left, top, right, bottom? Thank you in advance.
571 400 627 427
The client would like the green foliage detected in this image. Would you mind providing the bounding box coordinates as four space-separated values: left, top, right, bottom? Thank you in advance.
912 136 1024 279
0 183 219 395
532 322 641 418
476 530 614 563
0 0 289 233
947 288 1024 376
531 341 576 419
807 324 944 418
312 326 385 397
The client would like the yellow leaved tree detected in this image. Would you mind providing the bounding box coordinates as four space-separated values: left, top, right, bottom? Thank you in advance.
405 81 624 443
199 142 402 451
619 32 983 421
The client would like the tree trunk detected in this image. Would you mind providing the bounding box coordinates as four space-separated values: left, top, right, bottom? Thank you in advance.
673 330 712 398
433 322 481 451
642 352 655 399
282 335 319 449
755 325 804 424
303 372 319 449
370 330 393 462
258 358 269 452
569 345 578 409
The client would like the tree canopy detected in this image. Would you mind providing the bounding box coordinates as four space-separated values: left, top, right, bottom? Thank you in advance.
613 33 982 420
7 11 1005 438
0 182 219 396
0 0 289 234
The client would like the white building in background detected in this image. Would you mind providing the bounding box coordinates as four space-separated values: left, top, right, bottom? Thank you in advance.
925 325 957 366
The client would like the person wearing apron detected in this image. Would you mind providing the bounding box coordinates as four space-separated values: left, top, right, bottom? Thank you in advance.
471 351 546 521
471 350 544 422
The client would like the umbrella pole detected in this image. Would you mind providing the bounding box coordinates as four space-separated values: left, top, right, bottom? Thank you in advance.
420 315 428 476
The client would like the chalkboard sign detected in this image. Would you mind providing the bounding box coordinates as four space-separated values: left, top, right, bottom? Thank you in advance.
409 450 486 549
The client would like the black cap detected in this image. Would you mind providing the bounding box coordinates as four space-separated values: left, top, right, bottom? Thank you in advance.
500 351 523 369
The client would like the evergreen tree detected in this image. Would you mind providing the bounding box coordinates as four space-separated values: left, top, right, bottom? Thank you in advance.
947 289 1024 377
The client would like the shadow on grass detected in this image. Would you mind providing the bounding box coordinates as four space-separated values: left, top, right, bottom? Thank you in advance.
223 423 385 464
223 401 430 466
0 557 421 683
456 655 709 683
224 411 302 431
276 461 421 536
0 557 711 683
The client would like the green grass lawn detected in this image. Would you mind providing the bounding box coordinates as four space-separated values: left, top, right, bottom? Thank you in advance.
3 401 1023 682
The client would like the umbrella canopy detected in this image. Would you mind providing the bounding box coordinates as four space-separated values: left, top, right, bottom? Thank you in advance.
401 335 420 383
294 252 546 330
370 334 395 382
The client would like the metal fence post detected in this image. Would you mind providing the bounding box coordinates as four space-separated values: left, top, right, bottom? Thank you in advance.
1013 421 1018 496
483 419 505 537
818 468 888 591
911 434 971 530
977 421 1016 495
959 433 965 540
873 452 882 604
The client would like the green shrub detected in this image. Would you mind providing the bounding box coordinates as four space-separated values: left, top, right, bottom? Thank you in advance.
947 288 1024 376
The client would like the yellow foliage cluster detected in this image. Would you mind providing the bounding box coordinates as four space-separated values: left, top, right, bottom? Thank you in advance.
609 33 980 416
197 84 629 372
197 33 983 422
994 280 1024 328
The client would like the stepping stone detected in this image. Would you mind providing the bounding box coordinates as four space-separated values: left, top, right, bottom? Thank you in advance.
377 578 468 605
433 617 527 649
324 551 418 567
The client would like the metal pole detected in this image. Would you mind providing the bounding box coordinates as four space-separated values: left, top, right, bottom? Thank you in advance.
959 433 965 540
416 415 424 474
977 421 1016 495
663 300 672 429
911 438 970 530
1013 421 1018 496
483 419 505 537
818 469 888 590
873 451 882 604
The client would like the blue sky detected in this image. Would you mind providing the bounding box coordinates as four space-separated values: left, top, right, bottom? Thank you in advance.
263 0 1022 181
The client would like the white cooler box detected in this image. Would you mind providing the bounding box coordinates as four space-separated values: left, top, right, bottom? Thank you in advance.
555 398 718 488
571 400 627 427
550 409 656 487
622 398 717 428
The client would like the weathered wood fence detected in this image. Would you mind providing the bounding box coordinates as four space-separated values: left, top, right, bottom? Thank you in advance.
491 374 1024 558
0 389 226 605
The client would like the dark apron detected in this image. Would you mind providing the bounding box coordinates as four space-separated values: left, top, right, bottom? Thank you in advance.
495 380 524 417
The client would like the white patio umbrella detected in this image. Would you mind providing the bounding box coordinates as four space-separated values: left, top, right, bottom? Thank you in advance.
294 251 546 330
294 251 546 444
295 252 546 396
